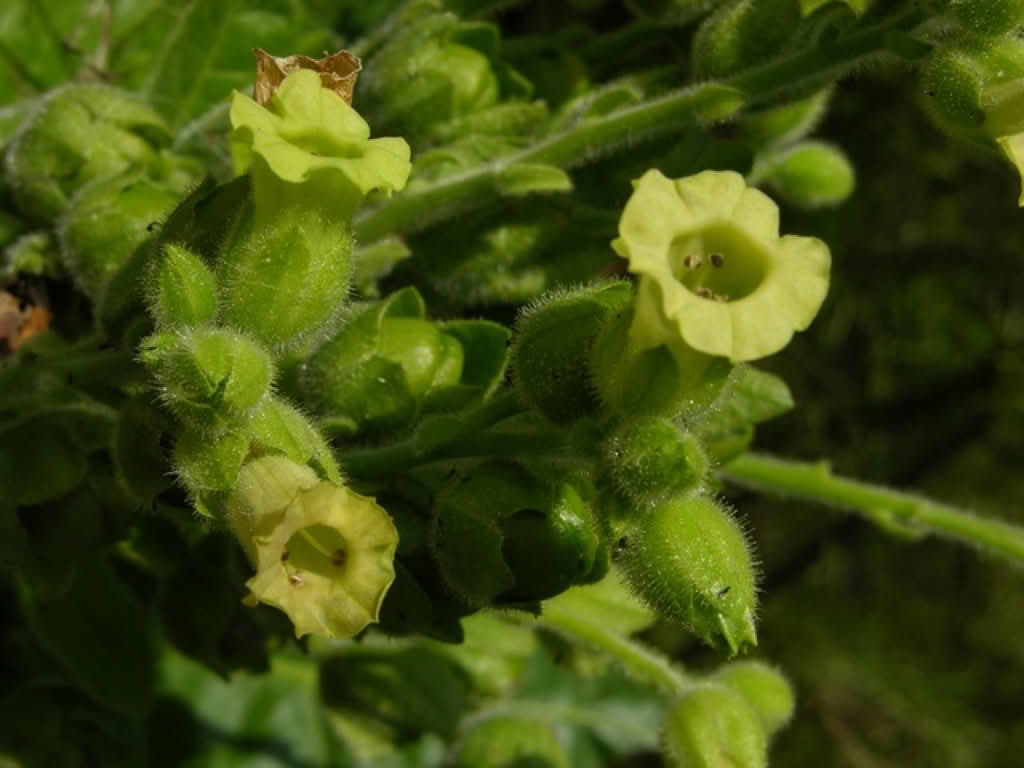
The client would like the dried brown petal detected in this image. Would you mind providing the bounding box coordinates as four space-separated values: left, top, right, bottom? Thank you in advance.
252 48 361 106
0 290 51 354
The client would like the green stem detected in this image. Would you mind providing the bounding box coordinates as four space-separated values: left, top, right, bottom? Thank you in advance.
721 453 1024 567
541 600 692 695
353 6 926 241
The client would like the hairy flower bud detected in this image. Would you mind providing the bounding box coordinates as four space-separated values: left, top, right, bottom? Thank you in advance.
618 493 758 654
145 328 274 433
146 244 218 331
664 684 768 768
712 661 795 737
5 85 173 222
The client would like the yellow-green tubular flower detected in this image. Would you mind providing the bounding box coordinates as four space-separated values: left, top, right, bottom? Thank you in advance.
613 169 830 364
227 455 398 639
229 68 411 217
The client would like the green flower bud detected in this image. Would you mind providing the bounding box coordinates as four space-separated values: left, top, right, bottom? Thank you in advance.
226 454 398 639
146 244 218 331
5 85 172 222
692 0 802 80
216 203 354 355
301 288 467 437
664 684 768 768
359 14 502 145
618 494 758 654
757 141 856 210
430 461 601 606
949 0 1024 37
174 425 251 494
453 716 571 768
712 661 795 737
603 419 710 503
57 174 184 302
147 328 274 432
513 282 632 425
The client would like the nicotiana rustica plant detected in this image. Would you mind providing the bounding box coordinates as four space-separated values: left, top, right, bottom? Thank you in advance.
1 1 1024 766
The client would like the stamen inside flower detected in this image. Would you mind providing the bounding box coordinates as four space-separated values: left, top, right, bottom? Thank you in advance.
669 225 768 301
286 524 350 579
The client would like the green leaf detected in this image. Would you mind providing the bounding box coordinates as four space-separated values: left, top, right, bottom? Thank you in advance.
109 0 340 131
0 421 87 505
157 649 354 767
0 1 101 102
321 646 470 739
543 568 655 637
495 163 573 196
19 557 156 715
439 319 511 398
354 236 412 298
719 365 796 425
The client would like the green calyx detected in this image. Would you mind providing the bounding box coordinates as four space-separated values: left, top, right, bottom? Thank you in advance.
453 716 570 768
226 455 398 639
229 69 411 219
146 244 218 331
712 660 796 738
603 419 710 503
664 683 768 768
513 281 632 425
143 328 274 433
618 493 758 655
613 169 830 364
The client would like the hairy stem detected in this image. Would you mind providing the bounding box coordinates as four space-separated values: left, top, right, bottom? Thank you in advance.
541 600 692 695
353 5 927 242
721 452 1024 567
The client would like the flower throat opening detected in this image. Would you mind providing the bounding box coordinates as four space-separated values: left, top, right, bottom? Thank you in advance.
669 224 768 301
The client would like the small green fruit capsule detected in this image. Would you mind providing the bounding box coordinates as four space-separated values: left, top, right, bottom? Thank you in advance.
57 175 184 301
950 0 1024 37
217 204 354 355
618 494 758 654
760 141 855 210
603 419 710 503
513 282 632 425
453 716 570 768
5 84 172 222
147 244 217 331
713 661 795 737
664 684 768 768
692 0 802 80
151 328 274 432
